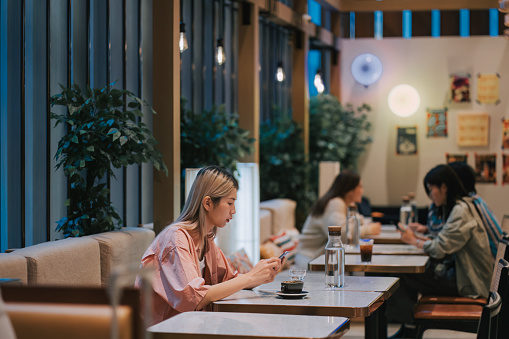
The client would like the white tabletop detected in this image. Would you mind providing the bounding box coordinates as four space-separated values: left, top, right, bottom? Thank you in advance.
308 254 429 273
213 288 384 318
259 271 400 300
148 311 350 339
344 244 425 256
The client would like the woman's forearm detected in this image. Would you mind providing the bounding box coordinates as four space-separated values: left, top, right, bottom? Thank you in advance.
196 273 255 310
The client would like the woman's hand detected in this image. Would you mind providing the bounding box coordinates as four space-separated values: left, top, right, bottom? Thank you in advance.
245 257 281 288
408 222 428 234
398 227 418 246
367 222 382 235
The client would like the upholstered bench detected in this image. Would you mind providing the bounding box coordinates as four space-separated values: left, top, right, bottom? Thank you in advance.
89 227 155 286
10 237 101 286
0 253 28 284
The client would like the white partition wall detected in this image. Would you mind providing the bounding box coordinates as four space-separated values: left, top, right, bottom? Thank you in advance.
184 168 201 201
185 164 260 262
319 161 340 197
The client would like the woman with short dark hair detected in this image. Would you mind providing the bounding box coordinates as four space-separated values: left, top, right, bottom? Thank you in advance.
387 164 492 337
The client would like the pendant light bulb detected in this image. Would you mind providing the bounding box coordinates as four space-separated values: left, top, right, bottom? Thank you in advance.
216 39 226 65
179 22 188 53
276 62 285 82
314 70 325 93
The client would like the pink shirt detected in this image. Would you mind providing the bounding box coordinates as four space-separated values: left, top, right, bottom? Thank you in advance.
137 223 238 324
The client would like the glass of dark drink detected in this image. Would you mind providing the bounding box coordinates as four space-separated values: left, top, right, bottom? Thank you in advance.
360 239 374 262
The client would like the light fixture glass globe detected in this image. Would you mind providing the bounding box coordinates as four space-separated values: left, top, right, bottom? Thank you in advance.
388 84 420 117
351 53 383 87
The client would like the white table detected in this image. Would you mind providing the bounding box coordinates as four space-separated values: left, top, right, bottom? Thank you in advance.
148 311 350 339
308 254 429 273
344 244 425 256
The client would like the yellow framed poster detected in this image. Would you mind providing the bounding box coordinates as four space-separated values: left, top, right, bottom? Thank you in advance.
457 113 489 147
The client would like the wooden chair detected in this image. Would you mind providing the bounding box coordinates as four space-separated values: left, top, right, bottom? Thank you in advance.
414 258 509 339
477 291 502 339
416 239 509 307
501 215 509 235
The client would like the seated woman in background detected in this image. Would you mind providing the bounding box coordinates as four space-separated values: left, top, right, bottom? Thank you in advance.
407 161 503 258
295 170 381 267
136 166 282 325
387 164 493 337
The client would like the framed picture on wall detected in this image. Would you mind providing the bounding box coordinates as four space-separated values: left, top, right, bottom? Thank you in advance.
396 126 417 155
446 153 467 164
449 73 470 103
457 113 489 147
476 73 500 105
427 108 448 137
475 153 497 184
503 154 509 185
502 118 509 150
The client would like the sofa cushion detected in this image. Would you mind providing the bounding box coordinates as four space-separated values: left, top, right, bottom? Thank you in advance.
0 253 28 285
226 248 254 274
259 199 297 235
11 238 101 287
259 209 272 243
89 227 155 286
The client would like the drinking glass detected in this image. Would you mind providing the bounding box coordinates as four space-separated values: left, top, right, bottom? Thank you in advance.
359 239 374 262
289 268 306 281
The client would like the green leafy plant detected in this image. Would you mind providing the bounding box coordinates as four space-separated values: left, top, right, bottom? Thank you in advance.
308 94 372 194
180 98 255 200
50 83 168 237
259 117 315 229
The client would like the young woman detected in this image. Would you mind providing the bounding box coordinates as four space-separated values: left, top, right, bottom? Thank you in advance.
387 164 493 335
295 170 381 267
137 166 282 324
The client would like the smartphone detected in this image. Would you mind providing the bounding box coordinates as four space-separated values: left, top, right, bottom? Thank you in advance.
279 251 290 261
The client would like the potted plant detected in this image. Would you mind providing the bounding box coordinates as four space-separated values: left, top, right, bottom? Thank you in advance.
180 98 255 200
308 94 373 193
50 83 168 237
259 116 314 228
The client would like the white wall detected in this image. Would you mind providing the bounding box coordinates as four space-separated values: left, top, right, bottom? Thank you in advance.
339 36 509 220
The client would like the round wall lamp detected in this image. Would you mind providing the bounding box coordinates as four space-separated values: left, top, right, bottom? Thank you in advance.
351 53 383 87
387 84 420 117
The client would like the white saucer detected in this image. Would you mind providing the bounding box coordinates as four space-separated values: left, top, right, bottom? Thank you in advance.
276 291 309 299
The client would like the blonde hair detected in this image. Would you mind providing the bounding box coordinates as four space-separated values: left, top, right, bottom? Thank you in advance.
177 166 238 258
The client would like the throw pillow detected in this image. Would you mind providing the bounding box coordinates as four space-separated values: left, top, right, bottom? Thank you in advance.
226 248 254 274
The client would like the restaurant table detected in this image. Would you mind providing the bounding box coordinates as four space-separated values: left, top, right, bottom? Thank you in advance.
258 272 400 339
308 254 429 273
344 244 425 256
213 277 391 339
148 311 350 339
370 225 405 244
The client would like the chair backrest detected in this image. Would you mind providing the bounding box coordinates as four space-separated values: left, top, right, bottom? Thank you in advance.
477 291 502 339
501 215 509 235
488 258 509 339
490 240 509 292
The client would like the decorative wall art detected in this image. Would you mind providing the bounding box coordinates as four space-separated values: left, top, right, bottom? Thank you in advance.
502 118 509 150
503 154 509 185
426 108 448 137
449 73 470 103
396 126 417 155
457 113 489 147
351 53 383 87
476 73 500 105
446 153 467 164
474 153 496 184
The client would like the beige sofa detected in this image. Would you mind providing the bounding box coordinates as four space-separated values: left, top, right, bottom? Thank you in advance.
259 198 297 242
0 226 154 287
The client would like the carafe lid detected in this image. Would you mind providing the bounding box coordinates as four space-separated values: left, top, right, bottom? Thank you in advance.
328 226 342 233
